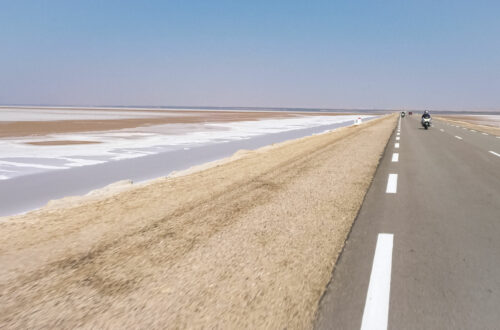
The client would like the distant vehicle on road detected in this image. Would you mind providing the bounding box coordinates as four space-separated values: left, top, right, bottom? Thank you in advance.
409 111 413 116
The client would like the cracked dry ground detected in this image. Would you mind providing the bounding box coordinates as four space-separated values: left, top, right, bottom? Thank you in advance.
0 115 396 329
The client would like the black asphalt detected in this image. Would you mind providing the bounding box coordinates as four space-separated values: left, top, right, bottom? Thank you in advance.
315 115 500 329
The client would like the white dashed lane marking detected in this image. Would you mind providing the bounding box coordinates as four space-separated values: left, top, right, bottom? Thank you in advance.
386 174 398 194
395 143 400 149
489 151 500 158
361 233 394 330
392 153 399 162
455 136 463 140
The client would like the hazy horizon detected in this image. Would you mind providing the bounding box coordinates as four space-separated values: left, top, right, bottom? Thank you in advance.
3 104 500 114
1 1 499 111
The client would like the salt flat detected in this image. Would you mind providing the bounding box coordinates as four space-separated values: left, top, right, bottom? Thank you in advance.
0 107 371 181
0 107 373 215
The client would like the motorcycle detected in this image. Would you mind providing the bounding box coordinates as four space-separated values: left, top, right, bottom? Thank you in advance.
422 117 431 130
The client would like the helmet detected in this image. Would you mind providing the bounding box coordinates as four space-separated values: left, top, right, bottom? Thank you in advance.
424 110 429 114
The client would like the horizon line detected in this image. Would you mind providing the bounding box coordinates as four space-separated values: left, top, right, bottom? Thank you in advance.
1 104 499 113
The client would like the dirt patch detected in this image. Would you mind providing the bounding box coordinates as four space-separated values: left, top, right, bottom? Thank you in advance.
436 116 500 136
0 115 397 329
25 140 102 146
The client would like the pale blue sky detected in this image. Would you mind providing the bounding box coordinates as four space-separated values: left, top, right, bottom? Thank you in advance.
1 1 499 110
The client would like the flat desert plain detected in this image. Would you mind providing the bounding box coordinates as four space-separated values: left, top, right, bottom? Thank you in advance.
0 107 291 138
0 106 358 138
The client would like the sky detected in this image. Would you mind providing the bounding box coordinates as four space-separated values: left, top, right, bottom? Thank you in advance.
1 0 499 111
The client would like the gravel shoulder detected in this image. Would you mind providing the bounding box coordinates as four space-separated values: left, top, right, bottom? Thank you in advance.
0 115 396 329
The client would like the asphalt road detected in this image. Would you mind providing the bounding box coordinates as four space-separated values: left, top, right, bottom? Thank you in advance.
315 115 500 329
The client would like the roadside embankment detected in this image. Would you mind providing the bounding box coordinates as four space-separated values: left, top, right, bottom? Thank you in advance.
435 116 500 136
0 114 397 329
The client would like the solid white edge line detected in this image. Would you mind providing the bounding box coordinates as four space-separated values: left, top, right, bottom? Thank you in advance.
361 233 394 330
455 136 462 140
386 174 398 193
391 153 399 162
489 151 500 158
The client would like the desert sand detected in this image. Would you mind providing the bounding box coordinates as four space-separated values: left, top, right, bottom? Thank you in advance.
0 114 396 329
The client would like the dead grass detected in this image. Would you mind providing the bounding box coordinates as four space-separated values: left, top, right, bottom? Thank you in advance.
0 115 397 329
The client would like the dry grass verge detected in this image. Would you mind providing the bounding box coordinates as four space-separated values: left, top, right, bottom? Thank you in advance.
0 115 396 329
435 116 500 136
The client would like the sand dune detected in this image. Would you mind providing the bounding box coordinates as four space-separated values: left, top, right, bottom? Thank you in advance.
0 114 396 329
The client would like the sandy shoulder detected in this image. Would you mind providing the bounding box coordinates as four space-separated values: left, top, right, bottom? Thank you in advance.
0 115 397 329
435 116 500 136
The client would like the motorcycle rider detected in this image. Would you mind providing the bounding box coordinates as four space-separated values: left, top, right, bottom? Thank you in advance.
421 110 431 127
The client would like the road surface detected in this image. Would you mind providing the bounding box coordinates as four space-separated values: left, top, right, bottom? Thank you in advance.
315 115 500 329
